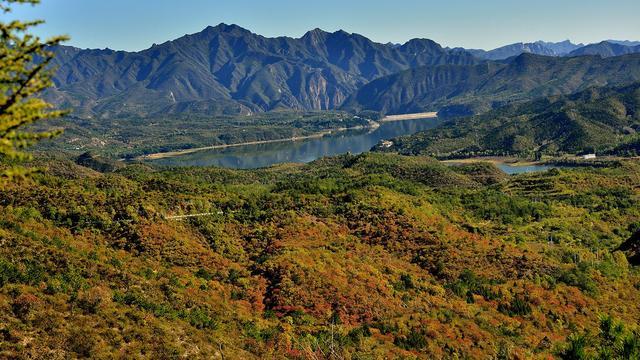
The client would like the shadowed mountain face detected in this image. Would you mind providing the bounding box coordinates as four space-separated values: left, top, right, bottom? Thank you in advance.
342 53 640 115
46 23 477 118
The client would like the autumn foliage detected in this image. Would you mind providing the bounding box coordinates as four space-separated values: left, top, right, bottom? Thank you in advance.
0 153 639 358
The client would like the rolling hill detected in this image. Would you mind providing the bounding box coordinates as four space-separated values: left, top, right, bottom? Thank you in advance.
375 83 640 157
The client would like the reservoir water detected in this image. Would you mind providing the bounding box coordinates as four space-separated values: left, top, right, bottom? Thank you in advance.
496 164 557 175
149 117 444 169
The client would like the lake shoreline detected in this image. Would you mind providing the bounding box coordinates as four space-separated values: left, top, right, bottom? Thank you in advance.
135 113 439 161
135 123 377 161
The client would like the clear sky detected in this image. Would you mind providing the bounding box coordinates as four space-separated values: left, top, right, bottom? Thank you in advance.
3 0 640 51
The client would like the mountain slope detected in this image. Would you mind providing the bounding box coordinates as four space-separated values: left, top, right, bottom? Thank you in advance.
340 62 504 115
342 53 640 116
568 41 640 57
46 24 477 117
377 83 640 157
466 40 583 60
464 40 640 60
607 40 640 47
1 153 640 358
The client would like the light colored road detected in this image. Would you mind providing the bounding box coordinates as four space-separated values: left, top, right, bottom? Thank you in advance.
165 212 221 220
381 112 438 122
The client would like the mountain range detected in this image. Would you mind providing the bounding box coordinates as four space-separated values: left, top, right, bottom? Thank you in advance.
568 41 640 57
464 40 584 60
463 40 640 60
607 40 640 47
45 24 640 118
46 23 477 118
342 53 640 115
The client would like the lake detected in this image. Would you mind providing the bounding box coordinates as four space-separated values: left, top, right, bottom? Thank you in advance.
148 117 444 169
496 164 557 175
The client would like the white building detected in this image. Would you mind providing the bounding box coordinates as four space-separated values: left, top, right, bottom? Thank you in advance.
380 140 394 148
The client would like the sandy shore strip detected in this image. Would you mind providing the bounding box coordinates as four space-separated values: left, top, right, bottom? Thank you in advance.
381 112 438 122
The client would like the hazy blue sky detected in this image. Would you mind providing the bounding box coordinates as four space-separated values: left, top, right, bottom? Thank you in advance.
4 0 639 51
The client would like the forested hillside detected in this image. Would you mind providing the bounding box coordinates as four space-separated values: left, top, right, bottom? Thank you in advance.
1 153 639 358
377 83 640 158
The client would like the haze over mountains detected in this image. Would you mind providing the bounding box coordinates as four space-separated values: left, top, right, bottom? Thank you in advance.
46 23 640 118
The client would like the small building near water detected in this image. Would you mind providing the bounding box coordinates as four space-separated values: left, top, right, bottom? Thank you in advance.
380 140 394 148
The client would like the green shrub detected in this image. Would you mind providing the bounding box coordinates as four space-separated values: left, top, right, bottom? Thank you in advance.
498 296 532 317
446 269 501 302
0 258 21 287
394 328 429 351
558 316 640 359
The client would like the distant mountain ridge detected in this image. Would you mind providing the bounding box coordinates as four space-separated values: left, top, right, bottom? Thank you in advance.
568 41 640 57
465 40 584 60
607 40 640 47
46 23 478 117
465 40 640 60
45 26 640 118
342 53 640 115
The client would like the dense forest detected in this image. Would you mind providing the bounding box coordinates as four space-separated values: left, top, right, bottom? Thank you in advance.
1 153 639 358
